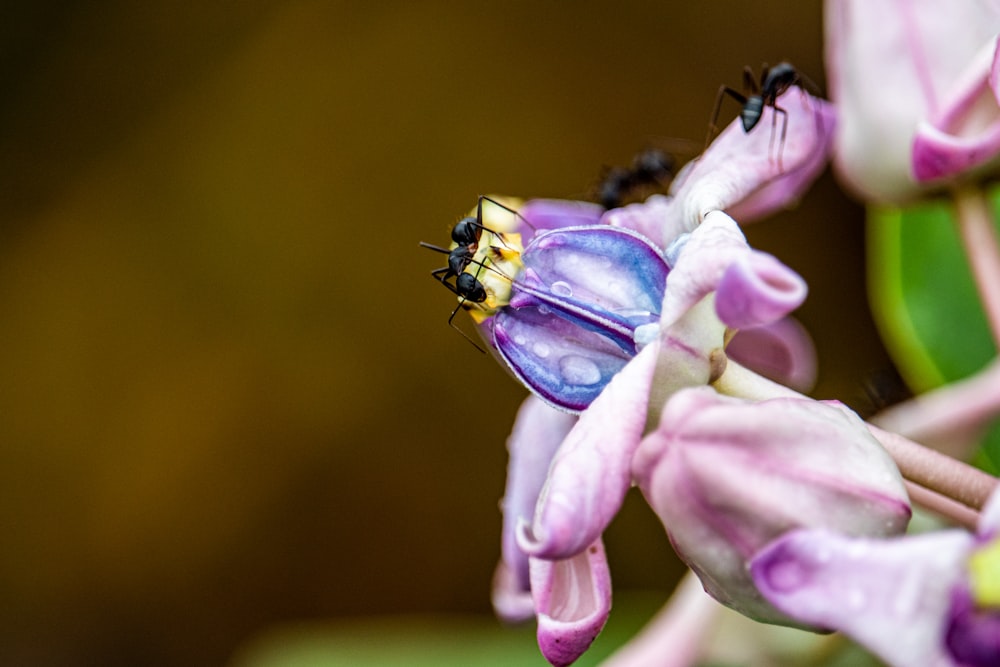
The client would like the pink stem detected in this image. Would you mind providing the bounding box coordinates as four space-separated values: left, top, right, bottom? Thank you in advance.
600 572 718 667
868 424 998 511
903 480 979 530
953 185 1000 349
871 358 1000 458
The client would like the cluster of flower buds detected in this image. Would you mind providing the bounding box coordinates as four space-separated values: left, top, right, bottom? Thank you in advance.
423 1 1000 665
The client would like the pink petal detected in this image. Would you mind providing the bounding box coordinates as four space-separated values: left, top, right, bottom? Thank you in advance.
657 211 748 329
665 90 833 230
752 528 974 667
912 37 1000 182
825 0 1000 200
724 317 817 393
531 538 612 667
714 251 808 330
602 194 688 252
491 559 536 624
518 342 659 560
499 396 577 598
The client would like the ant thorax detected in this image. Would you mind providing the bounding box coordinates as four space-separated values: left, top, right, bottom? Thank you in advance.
461 229 524 323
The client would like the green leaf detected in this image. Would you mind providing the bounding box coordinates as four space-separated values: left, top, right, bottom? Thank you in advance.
867 188 1000 471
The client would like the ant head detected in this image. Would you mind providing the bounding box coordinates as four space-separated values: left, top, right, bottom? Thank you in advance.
451 217 481 245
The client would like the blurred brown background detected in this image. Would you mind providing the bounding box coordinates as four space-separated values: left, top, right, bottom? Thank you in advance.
0 2 891 665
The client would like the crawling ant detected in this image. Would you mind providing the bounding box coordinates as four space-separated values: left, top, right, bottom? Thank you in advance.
420 195 530 352
706 62 816 168
596 147 676 210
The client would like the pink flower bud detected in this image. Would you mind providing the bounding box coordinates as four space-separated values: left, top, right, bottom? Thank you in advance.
631 387 912 626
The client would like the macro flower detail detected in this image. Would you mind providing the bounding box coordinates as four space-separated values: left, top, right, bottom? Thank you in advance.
618 87 834 245
492 395 612 667
751 486 1000 666
492 224 670 412
632 387 912 627
825 0 1000 200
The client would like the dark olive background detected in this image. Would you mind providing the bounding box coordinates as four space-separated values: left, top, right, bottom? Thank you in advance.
0 3 892 666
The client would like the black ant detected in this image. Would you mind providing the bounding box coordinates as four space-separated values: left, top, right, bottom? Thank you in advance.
596 147 676 210
706 62 816 168
420 195 531 352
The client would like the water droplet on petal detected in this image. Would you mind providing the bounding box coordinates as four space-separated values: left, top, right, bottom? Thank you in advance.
559 355 602 385
533 342 551 358
551 280 573 297
514 334 527 346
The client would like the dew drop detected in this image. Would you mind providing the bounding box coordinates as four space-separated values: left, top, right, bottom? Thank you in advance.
533 342 551 358
514 334 527 346
559 355 602 385
551 280 573 297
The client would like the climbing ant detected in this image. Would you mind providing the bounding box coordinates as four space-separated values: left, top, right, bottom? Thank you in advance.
420 195 531 352
596 147 676 210
706 62 816 168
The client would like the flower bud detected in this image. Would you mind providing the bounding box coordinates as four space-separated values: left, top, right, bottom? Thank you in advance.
631 387 912 626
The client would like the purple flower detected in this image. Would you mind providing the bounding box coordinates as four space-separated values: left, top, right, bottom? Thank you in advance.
751 486 1000 666
632 387 912 627
459 197 810 414
825 0 1000 201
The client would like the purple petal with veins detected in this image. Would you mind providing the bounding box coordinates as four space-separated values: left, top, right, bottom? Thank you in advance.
493 306 633 413
531 538 612 667
714 251 809 329
493 225 668 412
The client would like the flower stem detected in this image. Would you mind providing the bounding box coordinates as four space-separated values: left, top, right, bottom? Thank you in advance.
903 480 979 530
871 358 1000 458
952 184 1000 349
600 571 718 667
715 360 999 520
867 424 998 512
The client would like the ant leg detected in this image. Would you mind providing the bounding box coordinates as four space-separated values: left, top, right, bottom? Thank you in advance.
706 86 748 149
419 241 451 255
743 65 760 95
770 105 789 171
478 195 536 234
446 303 487 354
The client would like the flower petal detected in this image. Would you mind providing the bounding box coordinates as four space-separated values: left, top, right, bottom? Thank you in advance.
912 36 1000 182
531 538 612 667
665 89 833 230
493 306 632 413
724 317 817 393
518 342 659 559
714 251 808 330
751 528 974 667
658 211 746 329
519 199 605 236
825 0 1000 201
602 194 688 252
499 396 578 598
511 225 668 351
